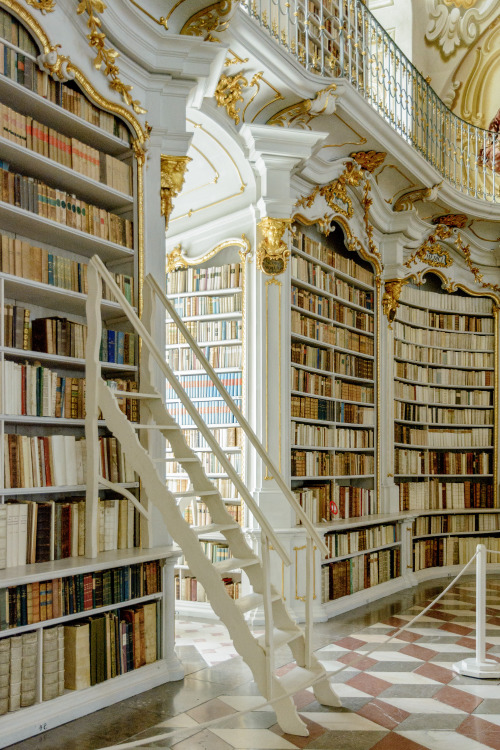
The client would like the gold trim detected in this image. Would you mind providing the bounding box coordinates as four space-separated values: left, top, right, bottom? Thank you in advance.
432 213 468 229
76 0 146 114
160 155 191 229
166 235 251 273
257 217 292 276
382 278 409 326
350 150 386 173
26 0 54 12
404 225 454 269
319 114 367 148
125 0 169 28
264 276 282 478
214 71 248 125
362 180 382 267
180 0 237 39
296 161 364 220
224 48 249 66
266 84 336 129
245 72 284 124
294 545 316 601
376 277 381 511
393 183 442 212
495 306 498 509
132 140 146 319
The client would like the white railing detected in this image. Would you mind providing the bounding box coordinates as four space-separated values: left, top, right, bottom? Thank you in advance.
241 0 499 203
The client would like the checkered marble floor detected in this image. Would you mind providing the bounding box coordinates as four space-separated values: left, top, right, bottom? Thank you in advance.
169 583 500 750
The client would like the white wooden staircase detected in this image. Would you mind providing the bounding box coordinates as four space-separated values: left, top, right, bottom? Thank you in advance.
85 256 341 737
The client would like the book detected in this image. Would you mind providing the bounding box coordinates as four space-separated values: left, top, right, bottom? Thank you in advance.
64 622 90 690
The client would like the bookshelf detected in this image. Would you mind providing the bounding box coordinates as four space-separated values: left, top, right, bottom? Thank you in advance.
0 6 179 744
165 255 245 612
393 279 498 576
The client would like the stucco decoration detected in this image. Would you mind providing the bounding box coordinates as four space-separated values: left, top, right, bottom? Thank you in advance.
425 0 481 57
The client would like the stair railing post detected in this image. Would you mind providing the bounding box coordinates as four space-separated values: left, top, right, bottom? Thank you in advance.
138 279 156 547
261 532 274 698
85 260 103 558
453 544 500 678
305 534 314 669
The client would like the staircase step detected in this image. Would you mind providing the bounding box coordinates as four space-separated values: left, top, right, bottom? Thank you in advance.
163 457 199 463
214 557 260 573
132 424 179 430
109 390 162 399
235 592 282 614
190 523 240 536
257 627 302 651
172 490 219 498
276 666 322 694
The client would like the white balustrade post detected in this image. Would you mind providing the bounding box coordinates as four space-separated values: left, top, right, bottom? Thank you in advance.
453 544 500 679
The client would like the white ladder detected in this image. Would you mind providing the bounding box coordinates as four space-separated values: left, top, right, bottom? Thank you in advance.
85 255 340 736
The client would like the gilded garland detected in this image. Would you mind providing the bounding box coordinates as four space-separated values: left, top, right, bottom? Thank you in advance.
76 0 146 114
404 225 454 269
26 0 55 11
296 161 364 219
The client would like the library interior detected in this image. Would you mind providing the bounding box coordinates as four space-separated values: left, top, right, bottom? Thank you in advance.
1 0 500 749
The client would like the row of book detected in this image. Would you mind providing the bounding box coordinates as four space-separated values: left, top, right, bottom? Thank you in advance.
182 501 242 526
292 422 335 447
0 234 134 301
3 434 136 489
325 524 398 558
291 256 374 307
0 13 130 140
291 287 374 332
321 547 400 602
395 361 493 387
171 292 242 317
0 165 133 248
170 451 242 476
292 311 374 355
166 319 242 346
165 344 241 371
0 627 63 714
291 395 374 424
413 513 500 536
293 233 374 285
200 541 231 564
335 379 374 403
395 425 492 448
394 321 493 351
395 382 491 406
413 536 500 571
0 102 132 193
166 372 242 401
398 479 494 511
166 264 241 294
182 426 241 450
291 366 333 398
294 483 376 523
395 402 493 426
168 401 241 427
394 341 493 369
397 304 494 332
0 496 139 568
291 341 334 373
175 575 239 602
395 449 491 476
2 362 138 420
400 286 492 314
291 450 374 477
168 476 239 501
4 307 137 364
335 351 374 379
0 561 161 629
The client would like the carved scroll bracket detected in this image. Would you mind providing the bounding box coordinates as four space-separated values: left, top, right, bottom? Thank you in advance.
160 155 191 229
382 278 409 326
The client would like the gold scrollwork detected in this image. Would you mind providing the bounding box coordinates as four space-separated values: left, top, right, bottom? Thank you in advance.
456 233 500 295
405 225 454 269
160 155 191 229
432 213 468 228
214 71 248 125
125 0 168 28
393 182 442 212
296 161 364 219
180 0 237 40
382 278 409 326
76 0 147 114
166 235 251 274
26 0 54 12
350 150 386 173
257 217 292 275
266 84 336 129
362 180 382 266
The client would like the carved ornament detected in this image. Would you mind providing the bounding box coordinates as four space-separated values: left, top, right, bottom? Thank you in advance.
393 182 442 212
257 217 292 275
266 84 337 129
167 235 251 274
37 48 75 81
432 213 468 228
125 0 169 29
296 161 364 219
160 155 191 228
26 0 55 12
350 150 386 173
180 0 238 40
76 0 146 114
455 233 500 294
405 225 454 269
382 279 409 325
214 71 248 125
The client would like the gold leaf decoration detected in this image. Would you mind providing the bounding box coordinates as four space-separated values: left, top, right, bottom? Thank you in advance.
350 150 386 173
393 182 442 211
160 155 191 229
382 279 409 326
405 225 454 269
432 213 468 228
180 0 238 40
76 0 147 114
214 71 248 125
26 0 55 13
296 161 364 219
257 217 292 275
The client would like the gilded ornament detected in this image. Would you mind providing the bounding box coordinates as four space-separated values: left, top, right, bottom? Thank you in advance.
393 182 442 212
455 233 500 294
167 236 251 274
160 155 191 228
214 71 248 125
180 0 238 39
432 213 468 228
37 47 74 81
296 161 364 219
125 0 169 28
257 217 292 275
166 245 187 274
76 0 147 114
362 180 382 265
266 84 337 129
26 0 55 12
405 226 454 269
382 279 409 325
350 150 386 173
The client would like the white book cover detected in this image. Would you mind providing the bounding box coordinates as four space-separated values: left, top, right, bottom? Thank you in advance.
64 435 77 486
17 503 28 566
71 502 79 557
50 434 66 486
6 504 19 569
0 505 6 569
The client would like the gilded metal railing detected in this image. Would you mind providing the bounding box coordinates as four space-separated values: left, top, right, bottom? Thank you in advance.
242 0 499 203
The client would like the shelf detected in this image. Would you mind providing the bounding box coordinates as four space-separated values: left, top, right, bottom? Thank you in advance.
403 508 500 516
393 354 494 371
1 272 131 320
291 416 374 427
395 319 493 336
0 415 107 426
0 545 178 588
167 311 242 323
165 397 242 403
394 419 493 428
0 75 131 157
413 531 500 541
291 362 374 384
394 474 493 478
167 287 242 298
322 541 401 565
165 339 241 349
0 346 137 373
291 304 374 336
166 447 240 453
290 276 374 314
393 396 492 408
291 331 374 359
0 482 139 496
394 375 493 389
291 444 374 452
291 474 374 480
397 297 494 316
291 390 374 407
394 443 493 451
0 201 134 262
174 423 240 430
0 136 133 211
173 367 242 376
394 337 494 354
291 248 375 290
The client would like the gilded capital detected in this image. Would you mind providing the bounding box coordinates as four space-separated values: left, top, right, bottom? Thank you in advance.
382 279 409 326
257 217 292 275
160 155 191 228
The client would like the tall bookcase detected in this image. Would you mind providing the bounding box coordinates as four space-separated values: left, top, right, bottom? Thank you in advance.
0 8 179 746
165 251 245 614
393 278 499 578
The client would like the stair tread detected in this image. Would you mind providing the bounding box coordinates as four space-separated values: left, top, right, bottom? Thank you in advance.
257 627 302 650
191 523 240 536
277 666 323 694
109 390 162 399
213 557 260 573
172 490 219 498
133 424 179 429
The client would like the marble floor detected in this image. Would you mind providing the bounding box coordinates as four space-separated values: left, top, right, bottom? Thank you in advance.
8 576 500 750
